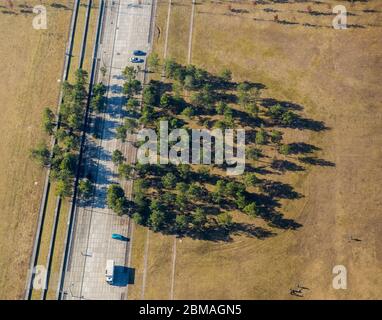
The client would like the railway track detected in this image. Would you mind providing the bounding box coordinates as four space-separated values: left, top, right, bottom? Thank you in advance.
25 0 101 300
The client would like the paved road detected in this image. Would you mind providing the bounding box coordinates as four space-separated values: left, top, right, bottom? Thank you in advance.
62 0 154 300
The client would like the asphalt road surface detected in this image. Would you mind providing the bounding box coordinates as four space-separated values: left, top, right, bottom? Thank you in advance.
62 0 154 300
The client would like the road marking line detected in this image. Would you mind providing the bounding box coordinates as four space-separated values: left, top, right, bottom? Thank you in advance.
170 237 177 299
141 229 150 299
187 0 196 64
125 219 134 299
163 0 172 59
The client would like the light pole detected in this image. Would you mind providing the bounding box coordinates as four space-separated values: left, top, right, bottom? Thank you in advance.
69 282 84 300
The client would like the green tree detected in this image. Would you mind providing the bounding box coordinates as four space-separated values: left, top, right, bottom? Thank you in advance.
78 178 93 200
175 192 188 211
118 163 132 179
93 82 106 96
162 172 177 189
279 144 291 155
187 182 203 200
100 66 107 77
175 214 188 231
112 150 124 165
226 181 245 197
181 106 194 118
197 166 210 182
215 180 226 193
214 120 228 130
160 93 171 108
59 152 77 177
217 212 233 228
246 102 259 117
62 134 79 151
107 184 127 215
244 173 259 188
164 58 180 79
216 101 228 115
243 202 259 217
42 107 55 135
268 104 283 120
31 143 50 167
133 212 144 225
237 82 251 108
178 164 191 180
124 118 137 132
148 209 166 231
184 74 196 90
192 208 208 230
162 191 176 208
281 110 297 125
55 128 68 142
56 178 72 197
123 79 142 97
92 83 107 113
67 111 83 132
235 191 247 210
134 178 149 194
237 82 251 92
255 128 267 145
212 180 226 204
269 130 283 144
223 107 234 126
70 69 88 108
219 68 232 82
147 52 160 72
116 126 127 142
176 182 188 194
142 82 159 106
122 66 137 82
126 98 140 111
247 147 263 161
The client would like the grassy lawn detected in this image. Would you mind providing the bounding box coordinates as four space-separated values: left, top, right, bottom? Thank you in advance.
143 232 173 299
132 0 382 299
152 0 169 61
167 0 192 64
126 224 147 299
128 226 174 300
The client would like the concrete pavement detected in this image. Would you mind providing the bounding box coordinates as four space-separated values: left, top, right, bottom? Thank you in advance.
62 0 154 300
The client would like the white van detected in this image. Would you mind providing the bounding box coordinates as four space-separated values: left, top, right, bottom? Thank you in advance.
105 259 114 284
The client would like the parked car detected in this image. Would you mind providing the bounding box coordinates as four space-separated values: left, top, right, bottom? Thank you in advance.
105 259 114 284
112 233 128 241
130 57 144 63
133 50 146 56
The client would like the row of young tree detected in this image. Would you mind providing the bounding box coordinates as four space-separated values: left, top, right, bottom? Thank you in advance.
105 66 142 215
31 69 106 199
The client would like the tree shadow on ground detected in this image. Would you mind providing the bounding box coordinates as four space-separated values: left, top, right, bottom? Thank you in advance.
51 3 71 10
159 221 276 242
260 180 303 200
271 159 305 172
298 156 335 167
261 98 304 111
288 142 321 154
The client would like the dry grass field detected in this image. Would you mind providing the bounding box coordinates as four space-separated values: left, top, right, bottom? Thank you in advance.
0 0 73 299
127 0 382 299
37 0 100 300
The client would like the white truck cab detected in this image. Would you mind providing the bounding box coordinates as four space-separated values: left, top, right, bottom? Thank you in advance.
105 259 115 284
